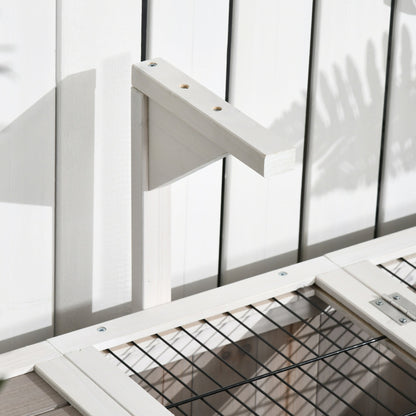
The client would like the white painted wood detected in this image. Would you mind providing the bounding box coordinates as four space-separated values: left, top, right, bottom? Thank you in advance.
131 89 171 310
148 0 229 300
316 268 416 358
66 347 172 416
132 59 295 182
326 226 416 266
302 0 391 259
314 286 416 370
222 0 313 284
0 341 60 380
48 256 336 354
55 0 141 334
147 99 226 189
345 260 416 306
378 1 416 236
35 357 132 416
0 0 55 352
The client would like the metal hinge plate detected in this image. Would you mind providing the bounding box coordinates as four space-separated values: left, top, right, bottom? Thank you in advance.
370 292 416 325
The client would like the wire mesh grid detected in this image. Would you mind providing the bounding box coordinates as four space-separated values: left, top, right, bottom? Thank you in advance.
107 288 416 416
379 255 416 294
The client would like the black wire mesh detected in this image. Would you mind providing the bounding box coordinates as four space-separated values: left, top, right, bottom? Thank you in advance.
108 284 416 416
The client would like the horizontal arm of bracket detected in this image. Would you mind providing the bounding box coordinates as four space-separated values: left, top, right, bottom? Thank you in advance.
132 58 295 189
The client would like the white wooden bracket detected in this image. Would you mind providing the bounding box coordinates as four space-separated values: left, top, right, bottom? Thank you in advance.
131 58 295 310
132 58 295 190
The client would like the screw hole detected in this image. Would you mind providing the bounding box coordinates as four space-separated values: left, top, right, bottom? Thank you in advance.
278 271 288 276
213 106 222 111
97 326 107 332
148 62 157 67
180 84 190 89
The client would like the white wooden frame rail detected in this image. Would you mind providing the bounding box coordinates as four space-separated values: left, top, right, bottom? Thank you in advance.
131 58 296 309
2 226 416 415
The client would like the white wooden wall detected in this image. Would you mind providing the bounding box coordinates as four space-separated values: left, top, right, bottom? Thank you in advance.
1 0 416 353
0 0 55 352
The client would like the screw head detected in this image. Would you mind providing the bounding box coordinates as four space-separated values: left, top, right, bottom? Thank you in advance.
375 300 383 306
393 295 401 300
148 62 157 67
278 271 288 277
399 317 408 324
97 326 107 332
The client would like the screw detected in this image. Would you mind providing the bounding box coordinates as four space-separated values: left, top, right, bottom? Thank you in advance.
393 295 401 300
148 62 157 67
97 326 107 332
375 300 383 306
399 317 408 324
278 271 288 276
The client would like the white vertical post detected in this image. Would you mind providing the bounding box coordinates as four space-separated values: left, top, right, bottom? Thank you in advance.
131 88 171 309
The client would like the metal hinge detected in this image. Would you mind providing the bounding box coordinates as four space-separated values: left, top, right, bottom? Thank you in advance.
370 292 416 325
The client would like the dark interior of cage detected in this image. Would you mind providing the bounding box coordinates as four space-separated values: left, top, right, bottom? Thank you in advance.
107 284 416 416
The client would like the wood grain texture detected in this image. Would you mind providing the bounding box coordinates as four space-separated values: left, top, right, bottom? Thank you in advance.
133 59 295 179
0 341 60 379
0 372 67 416
35 357 131 416
55 0 141 334
44 407 82 416
147 0 229 301
48 256 336 354
378 0 416 236
66 347 172 416
0 0 55 352
131 88 171 310
222 0 313 285
301 0 391 259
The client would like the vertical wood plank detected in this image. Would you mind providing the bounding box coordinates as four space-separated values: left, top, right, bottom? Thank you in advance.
301 0 391 259
131 88 171 309
0 372 67 416
55 0 141 334
0 0 55 352
148 0 229 299
377 0 416 236
221 0 313 284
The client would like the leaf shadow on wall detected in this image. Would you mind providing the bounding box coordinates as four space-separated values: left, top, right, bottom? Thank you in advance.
222 23 415 283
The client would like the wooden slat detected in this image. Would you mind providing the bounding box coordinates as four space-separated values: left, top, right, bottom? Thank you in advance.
55 0 141 334
66 347 172 416
35 357 131 416
0 341 61 379
48 256 336 354
147 0 229 301
222 0 313 284
131 88 171 309
301 0 391 259
316 268 416 358
0 0 55 352
0 372 67 416
377 1 416 236
325 226 416 267
345 260 416 304
44 407 82 416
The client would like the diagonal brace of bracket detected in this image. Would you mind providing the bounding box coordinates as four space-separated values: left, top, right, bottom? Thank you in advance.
132 58 295 189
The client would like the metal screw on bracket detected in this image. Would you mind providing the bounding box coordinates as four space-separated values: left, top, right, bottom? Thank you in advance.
375 300 383 306
393 295 401 300
399 317 408 324
278 271 288 276
97 326 107 332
